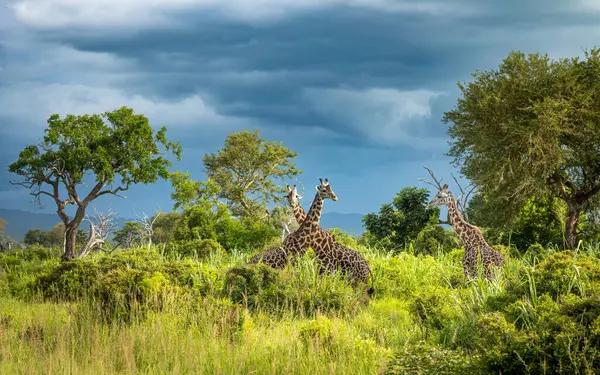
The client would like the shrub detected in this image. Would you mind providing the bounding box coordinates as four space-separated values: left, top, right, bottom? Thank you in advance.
221 264 280 309
384 342 483 375
327 228 359 249
533 251 600 298
413 225 459 256
165 238 225 259
32 249 212 322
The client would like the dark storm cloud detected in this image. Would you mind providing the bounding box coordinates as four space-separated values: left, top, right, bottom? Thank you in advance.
1 0 599 215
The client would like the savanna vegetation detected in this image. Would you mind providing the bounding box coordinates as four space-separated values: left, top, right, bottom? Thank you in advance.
1 49 600 374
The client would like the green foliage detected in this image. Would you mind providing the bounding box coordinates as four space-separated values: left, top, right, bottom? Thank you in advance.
413 224 460 256
169 171 221 211
363 187 440 249
151 211 182 244
222 258 362 317
468 195 565 251
165 238 225 259
172 203 278 253
32 249 212 322
24 223 88 248
530 250 600 298
327 227 359 249
202 129 301 218
0 217 5 234
113 221 145 248
445 48 600 248
384 342 483 375
8 106 181 258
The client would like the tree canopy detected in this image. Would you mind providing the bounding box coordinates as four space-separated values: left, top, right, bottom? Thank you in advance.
8 106 182 259
362 187 439 248
202 130 300 218
444 48 600 248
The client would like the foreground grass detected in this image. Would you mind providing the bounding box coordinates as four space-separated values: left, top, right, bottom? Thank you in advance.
1 243 599 374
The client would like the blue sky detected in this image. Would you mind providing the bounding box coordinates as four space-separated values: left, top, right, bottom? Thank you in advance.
0 0 599 219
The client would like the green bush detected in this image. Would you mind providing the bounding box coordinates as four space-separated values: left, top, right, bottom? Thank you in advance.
533 251 600 298
165 238 225 259
413 225 460 256
32 250 212 322
327 228 359 249
222 260 363 317
384 342 483 375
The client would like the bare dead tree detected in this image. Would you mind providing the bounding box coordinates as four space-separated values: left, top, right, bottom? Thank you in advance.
134 210 160 247
76 206 118 258
418 166 476 224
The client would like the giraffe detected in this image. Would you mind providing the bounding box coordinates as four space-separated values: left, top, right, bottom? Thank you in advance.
428 184 504 279
285 184 375 294
248 184 308 269
281 178 338 258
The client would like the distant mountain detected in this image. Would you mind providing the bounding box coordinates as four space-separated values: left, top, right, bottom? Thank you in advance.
0 209 128 242
320 212 365 236
0 208 366 241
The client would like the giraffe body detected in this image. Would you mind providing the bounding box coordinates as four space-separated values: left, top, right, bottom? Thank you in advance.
248 247 290 269
286 184 374 294
429 184 504 279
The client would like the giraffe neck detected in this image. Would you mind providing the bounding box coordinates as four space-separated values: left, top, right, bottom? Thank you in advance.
298 192 324 234
446 193 466 227
447 194 485 245
288 197 307 223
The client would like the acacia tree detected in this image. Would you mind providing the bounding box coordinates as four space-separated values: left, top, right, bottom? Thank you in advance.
202 130 300 218
444 48 600 248
8 106 181 260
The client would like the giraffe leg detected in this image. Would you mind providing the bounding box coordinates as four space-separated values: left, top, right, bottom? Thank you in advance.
462 248 476 279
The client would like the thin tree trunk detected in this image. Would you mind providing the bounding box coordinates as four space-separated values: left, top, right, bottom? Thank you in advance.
565 203 582 249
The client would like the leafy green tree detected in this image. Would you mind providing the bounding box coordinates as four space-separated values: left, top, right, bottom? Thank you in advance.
24 229 50 246
444 48 600 248
169 171 221 211
363 187 440 248
114 221 145 248
23 223 87 247
8 106 181 260
0 217 5 234
202 130 300 218
467 194 565 251
151 211 182 244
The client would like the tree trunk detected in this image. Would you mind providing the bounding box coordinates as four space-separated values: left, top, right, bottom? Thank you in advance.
565 203 582 249
62 224 79 261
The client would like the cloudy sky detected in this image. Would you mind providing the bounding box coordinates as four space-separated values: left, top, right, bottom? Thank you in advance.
1 0 599 219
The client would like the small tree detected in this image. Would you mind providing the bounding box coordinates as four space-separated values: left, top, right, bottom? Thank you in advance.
363 187 440 248
0 217 5 234
444 48 600 248
202 130 301 218
8 106 181 260
114 221 145 248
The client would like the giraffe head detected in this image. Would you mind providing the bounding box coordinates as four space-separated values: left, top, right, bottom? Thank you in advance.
285 184 303 205
316 178 338 201
428 184 452 207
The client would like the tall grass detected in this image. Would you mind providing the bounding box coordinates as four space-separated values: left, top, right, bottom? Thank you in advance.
1 242 599 374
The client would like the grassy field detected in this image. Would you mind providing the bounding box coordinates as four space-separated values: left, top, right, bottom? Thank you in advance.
1 242 599 374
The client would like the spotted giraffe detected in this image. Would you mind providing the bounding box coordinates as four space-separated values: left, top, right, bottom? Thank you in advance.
429 184 504 279
248 185 308 269
285 184 374 294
